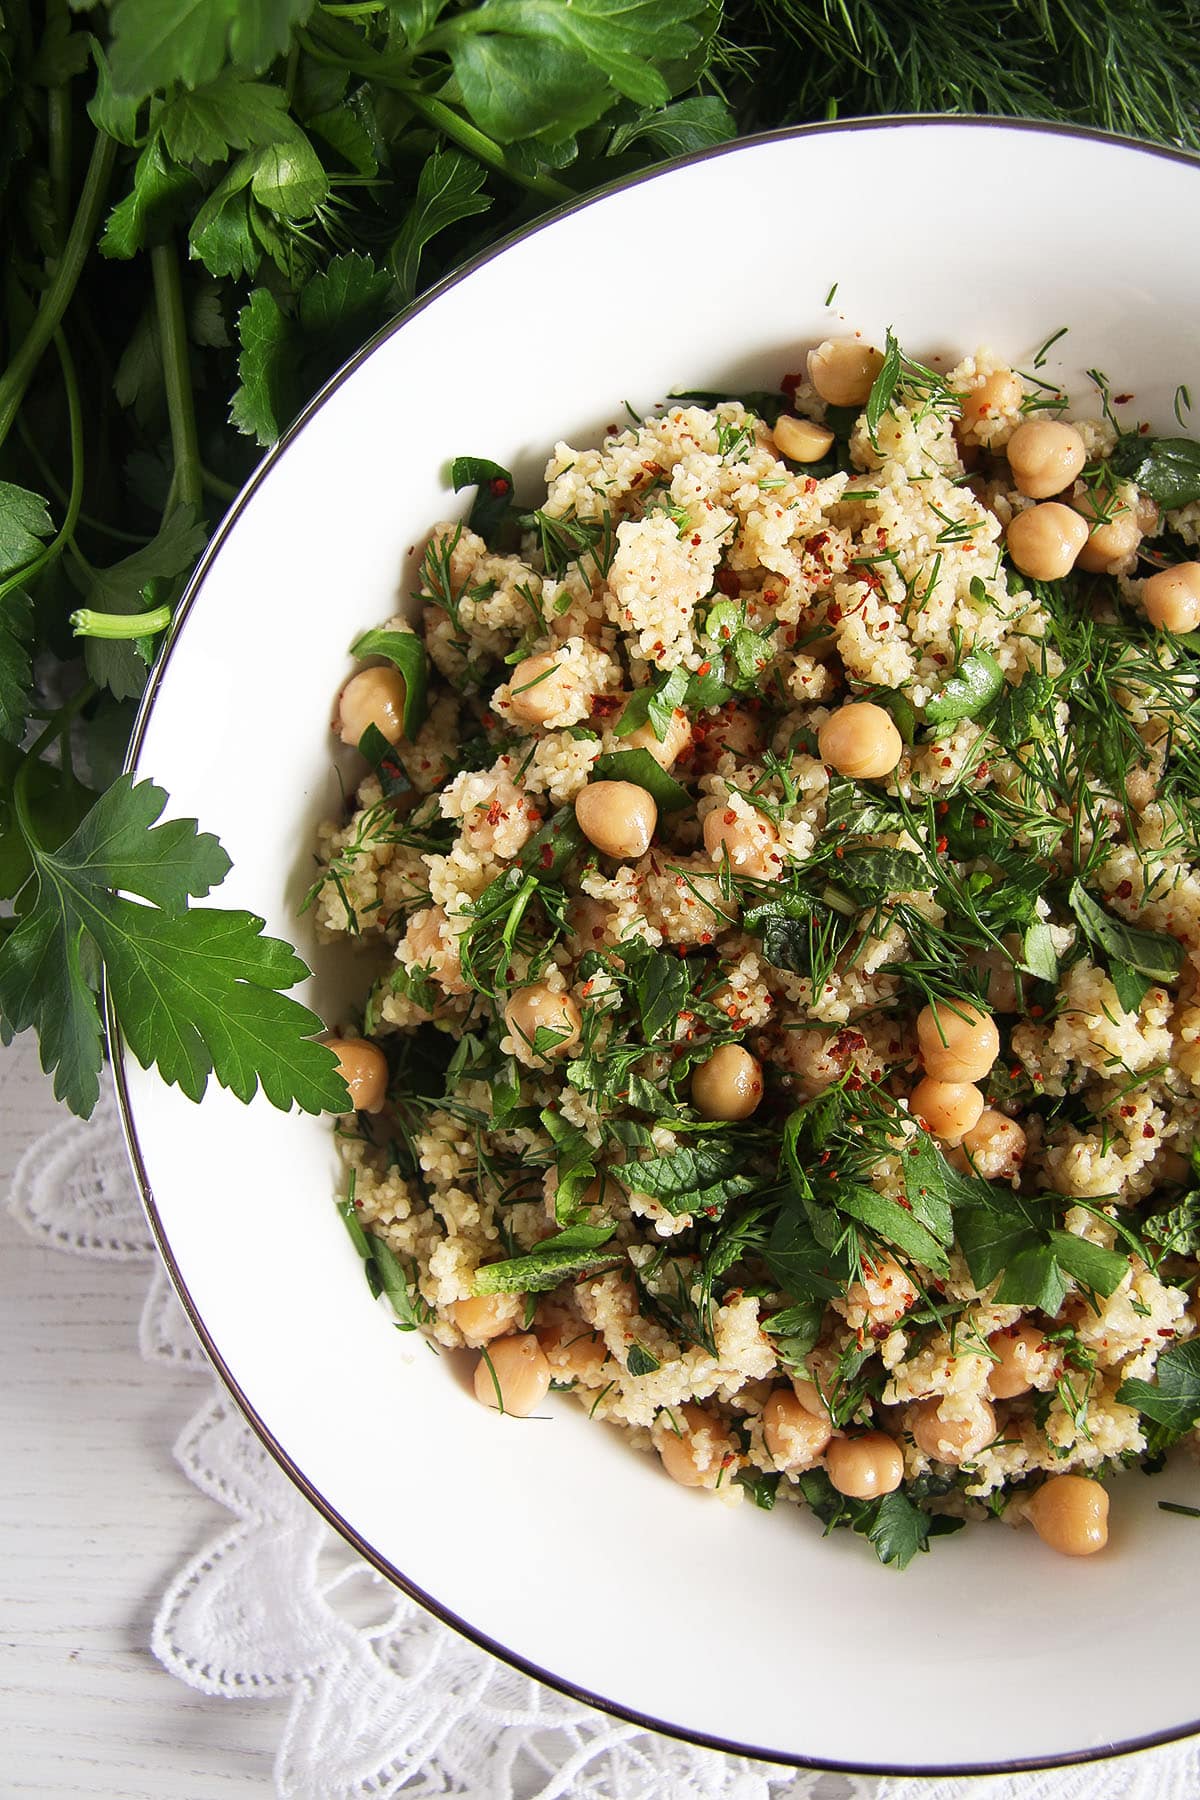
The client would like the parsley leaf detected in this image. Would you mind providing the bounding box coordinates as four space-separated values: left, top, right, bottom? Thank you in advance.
450 455 517 548
1110 432 1200 509
614 665 689 742
1117 1339 1200 1436
798 1468 964 1568
390 149 491 302
1145 1191 1200 1257
592 748 691 811
108 0 317 103
348 628 429 738
0 591 35 744
0 776 347 1118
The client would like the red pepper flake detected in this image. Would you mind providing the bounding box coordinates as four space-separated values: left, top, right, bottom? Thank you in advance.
936 835 949 855
539 847 554 870
1114 392 1134 405
691 533 702 547
1029 1004 1044 1019
936 801 950 817
781 370 804 402
488 476 510 496
974 813 988 830
1116 880 1133 899
697 659 712 677
1143 1123 1156 1139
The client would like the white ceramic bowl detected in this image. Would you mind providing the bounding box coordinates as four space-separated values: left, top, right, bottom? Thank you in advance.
118 119 1200 1774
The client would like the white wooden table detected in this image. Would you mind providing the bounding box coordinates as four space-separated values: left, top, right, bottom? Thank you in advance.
0 1032 280 1795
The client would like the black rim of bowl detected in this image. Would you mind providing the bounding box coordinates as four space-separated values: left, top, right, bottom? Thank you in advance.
112 113 1200 1778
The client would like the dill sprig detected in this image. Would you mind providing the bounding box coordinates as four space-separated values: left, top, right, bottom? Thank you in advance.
721 0 1200 152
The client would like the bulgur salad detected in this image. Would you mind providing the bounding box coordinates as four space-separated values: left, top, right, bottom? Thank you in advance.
309 331 1200 1567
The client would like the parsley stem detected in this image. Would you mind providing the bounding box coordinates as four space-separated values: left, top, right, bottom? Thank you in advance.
11 681 98 850
151 242 204 517
0 130 115 454
0 330 84 608
70 606 172 641
396 90 573 204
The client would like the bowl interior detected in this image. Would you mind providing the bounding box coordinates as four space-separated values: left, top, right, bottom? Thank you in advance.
120 119 1200 1773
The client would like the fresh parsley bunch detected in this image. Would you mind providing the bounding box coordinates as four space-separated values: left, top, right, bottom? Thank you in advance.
0 0 733 1118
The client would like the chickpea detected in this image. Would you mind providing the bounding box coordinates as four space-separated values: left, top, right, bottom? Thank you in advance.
655 1402 736 1490
1072 489 1142 574
402 905 468 995
908 1397 996 1464
762 1388 832 1470
327 1037 388 1113
791 1376 829 1417
970 942 1021 1013
1005 503 1089 580
958 369 1023 433
448 1290 524 1346
986 1322 1046 1399
1142 563 1200 635
473 1334 551 1416
503 983 582 1067
912 1077 985 1145
825 1431 904 1500
623 706 692 770
335 666 406 747
773 413 835 463
691 1044 764 1121
567 895 613 948
536 1312 607 1384
702 805 783 880
544 1170 624 1225
1005 419 1087 499
575 780 657 859
1027 1474 1109 1557
916 999 999 1084
506 652 579 727
700 703 764 763
817 702 902 781
961 1108 1026 1181
807 338 886 409
842 1254 916 1328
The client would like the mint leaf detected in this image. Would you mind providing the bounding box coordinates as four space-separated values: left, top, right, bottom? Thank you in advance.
348 629 429 738
764 1207 847 1303
109 0 318 103
625 1140 758 1215
592 748 690 811
1117 1339 1200 1435
0 776 347 1119
473 1222 618 1293
633 950 690 1041
925 649 1004 727
389 149 491 302
1145 1192 1200 1257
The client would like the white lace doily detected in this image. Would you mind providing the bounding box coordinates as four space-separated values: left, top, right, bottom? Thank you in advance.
9 1087 1200 1800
